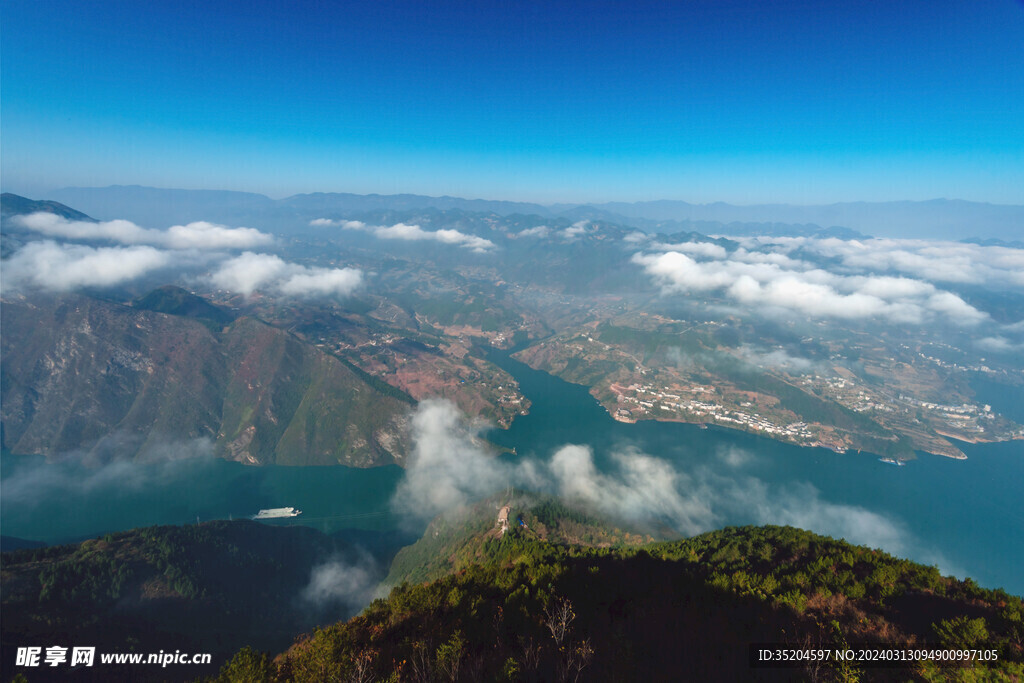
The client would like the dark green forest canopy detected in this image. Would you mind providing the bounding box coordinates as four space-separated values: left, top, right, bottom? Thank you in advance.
214 524 1024 682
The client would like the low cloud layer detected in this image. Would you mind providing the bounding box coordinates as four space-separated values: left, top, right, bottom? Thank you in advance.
975 336 1024 354
650 240 728 260
15 212 273 250
210 252 363 298
390 400 956 574
0 436 215 507
3 212 362 300
2 240 174 291
391 399 505 523
800 237 1024 288
549 444 714 532
392 399 709 529
560 220 589 241
515 225 550 238
312 218 496 252
726 235 1024 291
300 553 382 615
632 246 990 326
734 345 825 374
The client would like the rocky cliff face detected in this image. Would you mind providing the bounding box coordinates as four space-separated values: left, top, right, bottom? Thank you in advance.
1 292 412 466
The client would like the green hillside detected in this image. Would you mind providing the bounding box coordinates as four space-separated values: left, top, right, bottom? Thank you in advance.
386 491 655 585
216 511 1024 682
0 292 412 466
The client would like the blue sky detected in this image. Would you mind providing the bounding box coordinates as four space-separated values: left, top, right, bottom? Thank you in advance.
2 0 1022 204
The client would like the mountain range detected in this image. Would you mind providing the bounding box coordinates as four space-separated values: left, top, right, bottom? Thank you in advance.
40 185 1024 240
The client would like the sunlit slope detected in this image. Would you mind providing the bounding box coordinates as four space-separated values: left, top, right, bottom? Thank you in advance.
386 491 656 585
225 514 1024 682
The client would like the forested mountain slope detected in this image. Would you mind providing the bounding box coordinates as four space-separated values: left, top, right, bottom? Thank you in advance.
0 291 412 466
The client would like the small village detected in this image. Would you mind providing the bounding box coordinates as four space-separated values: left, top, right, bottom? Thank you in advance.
609 381 819 445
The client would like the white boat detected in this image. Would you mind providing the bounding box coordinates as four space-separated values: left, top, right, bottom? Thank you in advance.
253 506 302 519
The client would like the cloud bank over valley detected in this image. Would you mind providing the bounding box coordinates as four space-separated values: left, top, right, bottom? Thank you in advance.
210 252 363 298
311 218 496 252
390 399 958 575
3 212 362 299
630 234 1024 327
14 212 274 250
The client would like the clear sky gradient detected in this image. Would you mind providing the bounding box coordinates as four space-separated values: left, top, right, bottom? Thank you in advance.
2 0 1022 204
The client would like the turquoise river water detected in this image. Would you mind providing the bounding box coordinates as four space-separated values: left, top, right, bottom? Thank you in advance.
2 351 1021 595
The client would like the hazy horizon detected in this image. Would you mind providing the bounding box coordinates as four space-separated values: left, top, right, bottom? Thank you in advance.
4 184 1024 210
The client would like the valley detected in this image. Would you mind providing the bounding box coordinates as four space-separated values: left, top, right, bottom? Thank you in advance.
2 190 1023 682
4 2 1023 678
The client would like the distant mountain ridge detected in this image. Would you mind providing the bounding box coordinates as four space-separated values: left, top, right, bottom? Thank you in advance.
1 192 95 222
588 198 1024 241
40 185 1023 240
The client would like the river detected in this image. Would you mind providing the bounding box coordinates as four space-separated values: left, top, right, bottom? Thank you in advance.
2 350 1021 595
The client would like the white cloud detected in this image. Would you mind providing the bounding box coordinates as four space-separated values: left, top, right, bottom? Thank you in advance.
650 240 728 260
3 237 361 297
15 212 272 250
162 221 272 249
0 436 215 505
730 275 900 321
391 401 714 530
844 241 1024 288
210 252 363 298
433 228 496 252
544 447 957 573
517 225 550 238
391 399 504 523
975 336 1024 353
374 223 495 252
209 252 288 296
550 444 715 534
638 235 1020 326
1 241 173 292
278 269 364 297
750 236 1024 289
309 218 366 230
312 218 496 252
15 213 151 243
926 292 989 325
560 220 589 241
388 401 961 576
632 249 989 326
301 554 380 613
724 478 916 557
734 346 822 374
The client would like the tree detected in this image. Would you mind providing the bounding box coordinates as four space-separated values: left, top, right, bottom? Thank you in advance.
934 616 989 648
212 646 274 683
543 595 576 648
348 647 376 683
830 620 862 683
436 630 466 682
565 638 594 683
